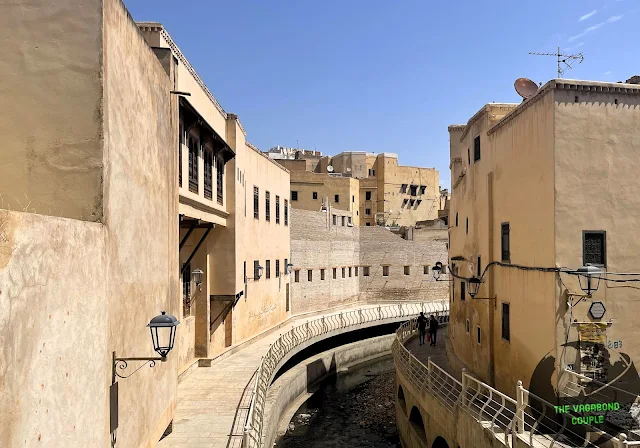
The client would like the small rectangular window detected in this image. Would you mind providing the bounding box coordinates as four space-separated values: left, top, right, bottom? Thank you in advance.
365 191 372 200
291 191 298 201
583 231 606 266
244 261 247 284
501 223 510 262
308 270 312 282
335 194 340 203
342 216 346 226
402 199 409 207
365 208 371 216
348 217 352 225
416 200 422 207
467 147 470 165
284 200 289 226
502 303 510 341
404 266 410 275
383 266 389 276
423 265 429 275
400 184 408 194
285 259 288 272
254 260 260 280
253 187 259 219
265 191 271 222
342 267 346 278
333 268 337 279
294 270 300 282
477 326 481 345
365 223 371 226
409 185 417 196
321 269 325 280
466 319 470 333
276 260 280 278
352 195 355 203
355 266 359 277
409 199 415 207
266 260 271 279
461 280 466 301
474 135 481 161
372 169 375 176
363 266 370 276
368 169 372 176
312 191 318 200
477 256 481 277
349 267 352 277
419 186 426 195
332 215 337 225
276 195 281 224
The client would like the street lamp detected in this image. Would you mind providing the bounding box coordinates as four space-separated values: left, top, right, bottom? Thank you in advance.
192 268 203 290
112 311 180 381
432 262 443 281
576 264 602 296
467 277 482 298
256 265 264 280
286 263 294 275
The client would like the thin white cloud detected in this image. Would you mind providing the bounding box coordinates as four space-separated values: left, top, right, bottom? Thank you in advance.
605 71 612 75
568 15 623 41
576 42 584 47
579 10 597 21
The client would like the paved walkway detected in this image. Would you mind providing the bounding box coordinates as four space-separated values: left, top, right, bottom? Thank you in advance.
405 328 459 379
158 303 430 448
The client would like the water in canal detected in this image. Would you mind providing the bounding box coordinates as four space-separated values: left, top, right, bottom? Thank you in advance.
275 355 400 448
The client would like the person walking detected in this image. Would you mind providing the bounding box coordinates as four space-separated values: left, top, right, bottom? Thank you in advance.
416 312 428 345
429 315 439 346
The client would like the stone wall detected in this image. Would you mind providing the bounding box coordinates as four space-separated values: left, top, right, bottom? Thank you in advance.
290 210 448 314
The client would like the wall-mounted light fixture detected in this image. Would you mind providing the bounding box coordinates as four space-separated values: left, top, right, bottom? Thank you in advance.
467 277 482 298
432 262 443 281
576 264 602 296
192 268 203 290
286 263 294 275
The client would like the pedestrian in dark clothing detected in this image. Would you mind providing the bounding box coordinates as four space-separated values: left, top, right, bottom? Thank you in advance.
429 315 439 346
416 312 427 345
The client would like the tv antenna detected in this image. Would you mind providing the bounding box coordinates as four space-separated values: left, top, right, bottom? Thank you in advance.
529 47 584 78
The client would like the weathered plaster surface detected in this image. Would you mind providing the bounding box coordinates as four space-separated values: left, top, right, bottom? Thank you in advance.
0 0 104 221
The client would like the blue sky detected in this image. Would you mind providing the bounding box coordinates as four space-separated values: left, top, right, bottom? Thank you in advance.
126 0 639 188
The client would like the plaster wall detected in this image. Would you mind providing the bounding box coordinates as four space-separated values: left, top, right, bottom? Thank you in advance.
0 0 104 221
289 171 360 224
359 177 379 226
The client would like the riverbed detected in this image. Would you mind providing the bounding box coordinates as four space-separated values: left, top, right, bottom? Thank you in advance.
275 355 400 448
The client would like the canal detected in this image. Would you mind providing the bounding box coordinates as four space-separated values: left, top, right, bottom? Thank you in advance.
275 354 400 448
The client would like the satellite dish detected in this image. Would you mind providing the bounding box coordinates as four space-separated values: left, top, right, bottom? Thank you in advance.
327 165 334 172
514 78 539 100
346 168 351 172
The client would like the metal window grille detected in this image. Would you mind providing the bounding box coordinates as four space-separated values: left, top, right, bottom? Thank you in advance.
501 223 510 262
276 260 280 278
204 149 213 200
182 263 192 317
266 260 270 279
291 191 298 201
254 260 259 280
188 137 198 193
474 135 481 161
265 191 271 221
275 196 280 224
253 187 259 219
284 200 288 226
583 231 606 266
502 303 510 341
216 157 224 205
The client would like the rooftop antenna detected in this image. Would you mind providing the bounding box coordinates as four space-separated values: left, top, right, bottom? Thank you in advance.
529 47 584 78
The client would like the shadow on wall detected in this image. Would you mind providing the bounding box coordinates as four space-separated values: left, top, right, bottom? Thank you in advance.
431 436 449 448
409 406 427 443
306 354 337 393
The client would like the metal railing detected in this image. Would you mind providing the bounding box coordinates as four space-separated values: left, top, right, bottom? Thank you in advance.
392 315 633 447
242 300 448 447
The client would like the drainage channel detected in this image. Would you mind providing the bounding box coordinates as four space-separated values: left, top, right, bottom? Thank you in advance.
275 353 400 448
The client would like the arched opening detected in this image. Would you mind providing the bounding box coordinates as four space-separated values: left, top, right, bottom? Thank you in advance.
432 436 450 448
397 385 407 415
409 406 427 442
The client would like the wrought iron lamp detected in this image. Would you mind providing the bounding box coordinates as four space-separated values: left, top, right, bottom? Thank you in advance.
112 311 180 381
286 263 294 275
192 268 203 290
432 262 443 281
576 264 602 296
467 277 482 298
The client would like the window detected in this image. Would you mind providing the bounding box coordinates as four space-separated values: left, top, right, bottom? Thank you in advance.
477 326 482 345
284 199 289 226
348 217 352 225
266 260 271 279
501 223 510 262
321 269 325 280
178 123 183 187
276 260 280 278
368 169 372 176
474 135 481 161
312 191 318 200
254 260 260 280
346 267 350 277
334 194 340 203
333 215 337 225
477 256 481 277
276 195 280 224
466 218 469 234
466 319 470 334
583 231 606 266
291 191 298 201
400 184 408 194
342 267 346 278
383 266 389 276
265 191 271 222
366 223 371 226
253 187 259 219
575 96 579 103
188 136 199 193
355 266 359 277
352 195 355 203
204 149 213 200
502 303 510 341
294 270 300 282
409 199 415 207
467 147 470 165
423 265 429 275
372 169 375 176
461 280 466 301
182 262 192 317
416 199 422 207
216 157 224 205
244 261 247 284
333 268 337 279
420 186 426 195
342 216 346 226
404 266 410 275
409 185 417 196
363 266 370 276
365 208 371 216
402 199 409 207
308 270 313 281
456 213 459 227
284 258 288 274
366 191 372 200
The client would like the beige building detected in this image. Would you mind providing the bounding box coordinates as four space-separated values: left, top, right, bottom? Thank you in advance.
275 151 440 227
447 80 640 405
138 24 292 374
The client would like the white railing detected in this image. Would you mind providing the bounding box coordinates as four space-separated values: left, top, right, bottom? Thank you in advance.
392 318 634 447
242 300 449 448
